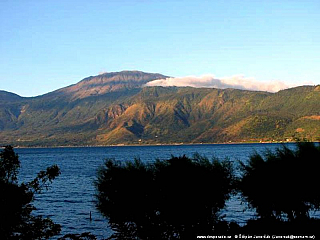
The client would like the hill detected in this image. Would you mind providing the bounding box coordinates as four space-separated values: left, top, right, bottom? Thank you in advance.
0 71 319 146
0 91 23 102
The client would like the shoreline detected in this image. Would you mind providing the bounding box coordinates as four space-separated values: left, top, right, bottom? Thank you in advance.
11 140 307 149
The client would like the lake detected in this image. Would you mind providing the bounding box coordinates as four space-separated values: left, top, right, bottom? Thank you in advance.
16 143 296 239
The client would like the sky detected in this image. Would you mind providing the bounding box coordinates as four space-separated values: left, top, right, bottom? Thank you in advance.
0 0 319 96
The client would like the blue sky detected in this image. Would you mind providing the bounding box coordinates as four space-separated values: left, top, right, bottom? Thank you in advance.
0 0 319 96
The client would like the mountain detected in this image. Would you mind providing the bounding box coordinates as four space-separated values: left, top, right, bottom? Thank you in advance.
0 91 22 102
0 71 319 146
44 70 168 100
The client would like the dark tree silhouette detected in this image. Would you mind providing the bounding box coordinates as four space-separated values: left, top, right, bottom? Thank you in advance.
0 145 61 239
239 142 320 226
95 154 234 239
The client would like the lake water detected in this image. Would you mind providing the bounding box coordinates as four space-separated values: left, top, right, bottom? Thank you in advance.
16 143 297 239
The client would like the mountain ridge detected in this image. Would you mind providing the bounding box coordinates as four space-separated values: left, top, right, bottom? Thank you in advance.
0 91 23 102
0 71 319 146
44 70 168 100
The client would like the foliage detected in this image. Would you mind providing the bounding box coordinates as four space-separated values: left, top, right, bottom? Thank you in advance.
0 145 61 239
239 142 320 221
95 154 234 239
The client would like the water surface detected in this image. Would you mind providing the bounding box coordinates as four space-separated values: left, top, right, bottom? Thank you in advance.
16 143 296 238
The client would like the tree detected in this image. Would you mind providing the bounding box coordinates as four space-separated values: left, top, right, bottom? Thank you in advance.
239 142 320 222
0 145 61 239
95 154 234 239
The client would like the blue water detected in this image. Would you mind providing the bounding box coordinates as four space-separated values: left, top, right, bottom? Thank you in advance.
15 143 296 239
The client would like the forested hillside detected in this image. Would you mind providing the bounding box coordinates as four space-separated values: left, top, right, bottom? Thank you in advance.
0 71 319 146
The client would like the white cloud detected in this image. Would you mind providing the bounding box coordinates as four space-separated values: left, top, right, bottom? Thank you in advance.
145 75 295 92
98 71 107 75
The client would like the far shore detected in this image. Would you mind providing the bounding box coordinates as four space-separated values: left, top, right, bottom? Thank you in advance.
9 140 307 149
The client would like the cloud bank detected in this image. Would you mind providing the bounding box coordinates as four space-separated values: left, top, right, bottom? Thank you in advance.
145 75 294 93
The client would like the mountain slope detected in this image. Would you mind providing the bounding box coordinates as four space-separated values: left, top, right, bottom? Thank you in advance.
0 71 319 146
0 91 22 102
94 86 320 145
46 70 168 100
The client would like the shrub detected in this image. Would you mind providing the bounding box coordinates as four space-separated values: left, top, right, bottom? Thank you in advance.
239 142 320 221
0 146 61 239
95 154 234 239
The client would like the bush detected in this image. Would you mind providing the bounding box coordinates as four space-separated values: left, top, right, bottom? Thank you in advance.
0 145 61 239
239 142 320 221
95 154 234 239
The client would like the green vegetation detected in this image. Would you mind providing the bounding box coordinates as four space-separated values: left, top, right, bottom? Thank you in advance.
0 71 319 146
